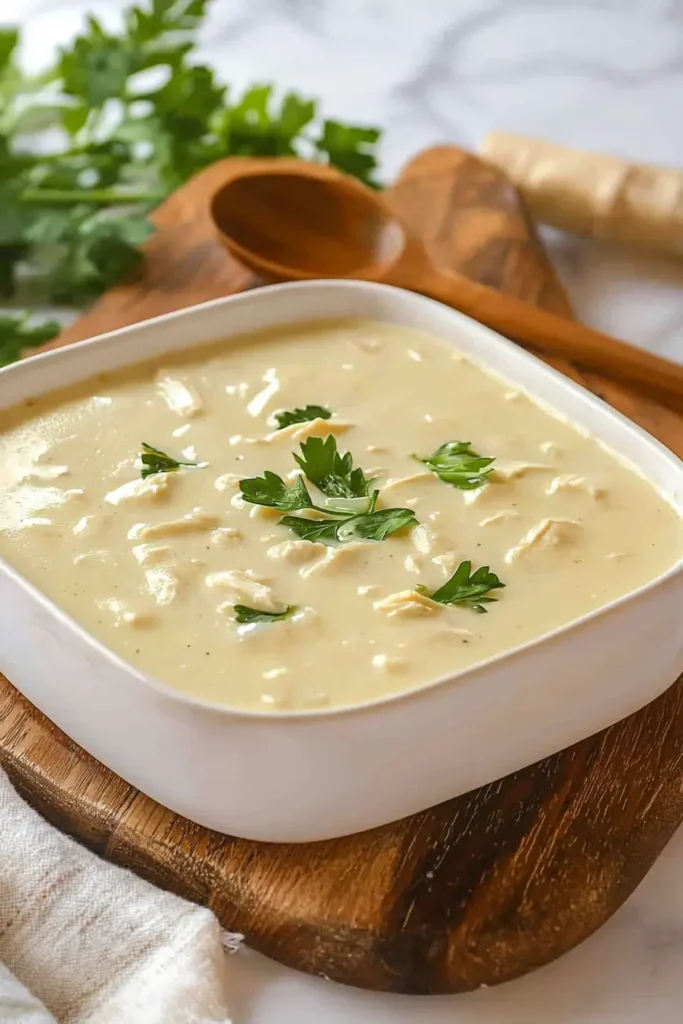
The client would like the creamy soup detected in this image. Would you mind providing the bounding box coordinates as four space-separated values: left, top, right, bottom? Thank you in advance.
0 319 680 711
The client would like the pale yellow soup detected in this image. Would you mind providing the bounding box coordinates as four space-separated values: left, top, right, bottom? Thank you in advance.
0 319 681 711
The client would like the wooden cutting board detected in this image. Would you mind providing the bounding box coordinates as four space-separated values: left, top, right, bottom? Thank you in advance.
2 146 683 995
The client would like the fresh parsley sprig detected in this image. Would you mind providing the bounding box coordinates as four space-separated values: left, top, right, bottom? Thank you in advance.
240 436 379 516
274 404 331 430
417 561 505 613
239 471 316 512
139 442 198 479
280 507 417 544
415 441 494 490
239 469 374 516
0 5 382 356
240 435 417 543
234 604 296 625
294 435 377 501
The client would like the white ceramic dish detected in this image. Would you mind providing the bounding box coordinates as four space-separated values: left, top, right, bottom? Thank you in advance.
2 280 683 843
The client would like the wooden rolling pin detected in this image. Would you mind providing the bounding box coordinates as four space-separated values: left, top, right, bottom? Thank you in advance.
480 131 683 257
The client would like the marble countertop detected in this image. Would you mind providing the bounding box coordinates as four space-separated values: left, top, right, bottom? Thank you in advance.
15 1 683 1022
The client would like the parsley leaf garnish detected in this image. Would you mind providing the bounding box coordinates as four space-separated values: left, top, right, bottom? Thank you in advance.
274 404 331 430
234 604 296 625
239 469 376 517
0 7 382 349
240 437 379 516
140 442 198 479
336 508 418 542
280 507 417 544
415 441 494 490
240 436 416 543
239 471 313 512
294 435 377 500
417 561 505 613
277 516 341 543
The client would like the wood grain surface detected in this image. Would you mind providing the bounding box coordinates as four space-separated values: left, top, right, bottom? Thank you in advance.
2 146 683 995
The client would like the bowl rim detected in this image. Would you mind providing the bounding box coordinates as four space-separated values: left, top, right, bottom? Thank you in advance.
2 278 682 723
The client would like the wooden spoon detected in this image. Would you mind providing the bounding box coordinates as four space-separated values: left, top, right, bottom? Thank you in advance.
210 159 683 403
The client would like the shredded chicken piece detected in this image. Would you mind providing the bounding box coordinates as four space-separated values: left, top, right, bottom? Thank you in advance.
73 549 111 566
21 518 58 534
214 473 242 492
261 683 330 710
156 373 204 417
505 517 583 564
266 539 327 565
462 486 490 505
373 590 441 619
105 472 177 507
436 627 473 641
291 417 353 441
210 527 243 546
432 551 460 575
371 653 407 672
128 510 220 540
21 464 70 481
263 418 352 443
96 597 157 628
262 667 288 681
403 554 423 574
299 542 367 578
479 509 520 527
540 440 563 456
249 504 282 521
63 488 86 503
131 543 174 566
289 606 320 628
490 461 554 481
205 568 281 613
247 368 279 417
259 693 285 709
145 566 181 606
545 474 606 499
410 522 449 556
73 514 113 538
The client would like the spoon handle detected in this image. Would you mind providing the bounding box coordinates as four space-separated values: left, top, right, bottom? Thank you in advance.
403 269 683 401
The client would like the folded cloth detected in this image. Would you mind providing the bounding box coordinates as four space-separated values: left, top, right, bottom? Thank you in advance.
0 767 236 1023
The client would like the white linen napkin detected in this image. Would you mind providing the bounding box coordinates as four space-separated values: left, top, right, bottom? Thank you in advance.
0 767 237 1023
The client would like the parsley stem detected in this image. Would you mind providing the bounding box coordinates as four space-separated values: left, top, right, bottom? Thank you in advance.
20 188 163 205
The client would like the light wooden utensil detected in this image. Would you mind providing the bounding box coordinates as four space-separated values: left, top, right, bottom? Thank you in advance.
210 158 683 402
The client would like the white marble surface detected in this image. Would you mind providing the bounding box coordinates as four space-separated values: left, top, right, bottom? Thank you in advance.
13 1 683 1022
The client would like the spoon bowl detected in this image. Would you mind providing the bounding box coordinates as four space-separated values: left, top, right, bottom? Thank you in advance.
211 167 406 281
209 157 683 403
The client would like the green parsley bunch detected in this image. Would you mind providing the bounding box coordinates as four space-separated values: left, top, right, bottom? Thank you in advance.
0 0 382 364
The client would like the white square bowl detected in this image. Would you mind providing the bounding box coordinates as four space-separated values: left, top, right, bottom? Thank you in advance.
2 280 683 842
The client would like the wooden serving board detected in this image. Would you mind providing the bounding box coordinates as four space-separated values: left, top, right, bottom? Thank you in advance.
2 146 683 995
